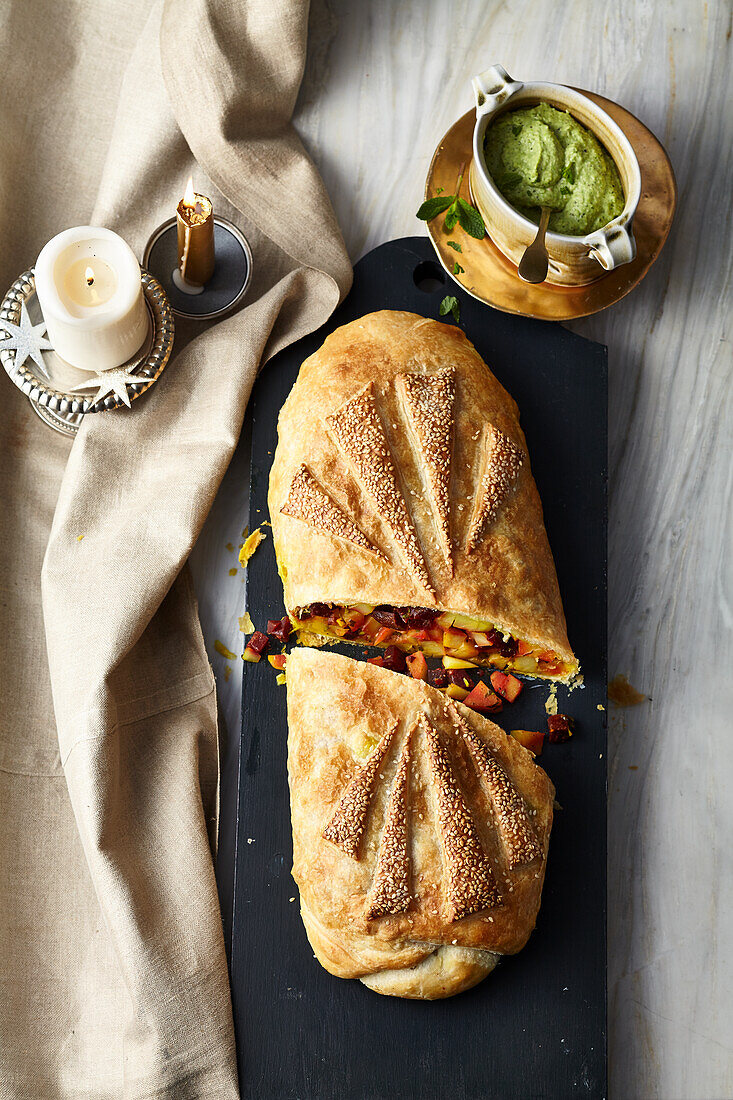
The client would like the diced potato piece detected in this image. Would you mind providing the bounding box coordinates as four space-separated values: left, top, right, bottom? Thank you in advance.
406 652 428 680
490 670 523 703
443 627 467 650
511 729 544 755
512 655 539 674
463 681 503 713
448 612 491 631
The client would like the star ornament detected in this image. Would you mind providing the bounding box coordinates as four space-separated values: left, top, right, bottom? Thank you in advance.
70 365 145 408
0 301 53 371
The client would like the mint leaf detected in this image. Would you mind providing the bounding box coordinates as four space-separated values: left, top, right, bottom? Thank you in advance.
435 187 444 195
439 294 460 324
562 161 576 184
512 123 522 137
453 262 465 275
416 195 454 221
447 240 462 253
444 205 459 231
456 197 486 239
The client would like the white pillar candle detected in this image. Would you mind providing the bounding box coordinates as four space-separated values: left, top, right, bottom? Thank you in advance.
34 226 149 371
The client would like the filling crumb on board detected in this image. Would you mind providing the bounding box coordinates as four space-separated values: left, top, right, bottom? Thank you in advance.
239 527 266 567
239 612 254 634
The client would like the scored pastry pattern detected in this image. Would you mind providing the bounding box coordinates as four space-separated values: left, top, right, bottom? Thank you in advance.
325 382 434 595
421 716 501 920
281 371 524 586
466 424 523 553
321 725 397 858
280 464 388 562
396 368 455 574
322 711 542 922
452 708 543 867
366 733 412 920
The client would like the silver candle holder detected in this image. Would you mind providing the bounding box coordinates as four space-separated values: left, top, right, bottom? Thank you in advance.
0 269 174 436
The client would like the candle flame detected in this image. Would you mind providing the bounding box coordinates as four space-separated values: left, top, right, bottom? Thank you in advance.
183 176 196 208
85 267 95 286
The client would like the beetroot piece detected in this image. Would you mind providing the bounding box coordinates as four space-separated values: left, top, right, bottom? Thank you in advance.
447 668 475 691
486 629 518 659
267 616 291 643
382 645 407 673
547 714 574 743
405 606 441 629
427 667 449 689
306 602 331 618
372 606 407 630
247 631 269 655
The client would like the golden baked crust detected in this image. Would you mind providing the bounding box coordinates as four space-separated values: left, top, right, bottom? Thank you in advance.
269 310 577 679
287 647 554 999
360 945 500 1000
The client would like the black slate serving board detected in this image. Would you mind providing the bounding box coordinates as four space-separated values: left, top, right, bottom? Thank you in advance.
223 237 607 1100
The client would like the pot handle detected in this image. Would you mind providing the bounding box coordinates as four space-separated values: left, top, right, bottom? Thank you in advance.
472 64 523 117
587 220 637 271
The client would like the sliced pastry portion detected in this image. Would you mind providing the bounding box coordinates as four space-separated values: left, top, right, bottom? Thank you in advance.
287 647 554 1000
270 310 578 682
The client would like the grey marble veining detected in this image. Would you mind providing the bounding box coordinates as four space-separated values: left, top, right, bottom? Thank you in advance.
190 2 733 1096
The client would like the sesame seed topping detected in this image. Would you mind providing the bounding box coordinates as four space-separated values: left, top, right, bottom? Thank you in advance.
466 424 523 552
281 464 387 561
452 707 543 867
396 368 455 574
322 724 397 859
367 733 412 919
325 383 434 595
420 716 501 920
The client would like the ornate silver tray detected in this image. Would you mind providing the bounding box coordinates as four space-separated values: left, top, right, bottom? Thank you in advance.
0 268 174 435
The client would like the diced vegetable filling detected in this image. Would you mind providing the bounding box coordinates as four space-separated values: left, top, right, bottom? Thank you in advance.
291 603 566 677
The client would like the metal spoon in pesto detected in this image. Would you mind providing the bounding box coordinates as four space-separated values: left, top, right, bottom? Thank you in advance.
517 206 551 284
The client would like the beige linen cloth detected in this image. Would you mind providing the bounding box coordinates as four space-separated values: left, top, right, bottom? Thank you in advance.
0 1 351 1096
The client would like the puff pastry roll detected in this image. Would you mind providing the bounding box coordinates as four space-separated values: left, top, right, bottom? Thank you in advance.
287 648 555 1000
270 311 578 682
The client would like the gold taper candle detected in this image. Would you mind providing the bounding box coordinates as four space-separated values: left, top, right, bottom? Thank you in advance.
176 177 215 288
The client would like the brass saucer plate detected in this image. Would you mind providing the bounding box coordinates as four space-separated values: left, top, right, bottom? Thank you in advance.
0 269 174 435
425 91 677 320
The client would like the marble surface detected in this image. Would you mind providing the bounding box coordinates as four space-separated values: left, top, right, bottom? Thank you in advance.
189 2 733 1097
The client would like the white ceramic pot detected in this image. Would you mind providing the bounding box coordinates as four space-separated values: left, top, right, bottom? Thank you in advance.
469 64 641 286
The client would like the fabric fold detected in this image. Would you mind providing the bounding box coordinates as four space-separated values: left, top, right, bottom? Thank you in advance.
0 0 351 1096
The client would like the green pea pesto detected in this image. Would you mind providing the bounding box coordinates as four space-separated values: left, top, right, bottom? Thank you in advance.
483 103 624 236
